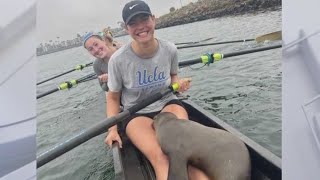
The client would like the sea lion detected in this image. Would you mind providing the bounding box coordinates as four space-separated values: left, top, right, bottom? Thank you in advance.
153 112 251 180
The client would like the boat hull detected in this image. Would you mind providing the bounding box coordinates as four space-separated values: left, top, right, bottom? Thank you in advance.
112 99 281 180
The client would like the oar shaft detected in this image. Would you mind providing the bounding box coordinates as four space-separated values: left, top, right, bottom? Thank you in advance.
36 73 97 99
37 69 75 85
178 44 282 67
77 73 97 83
175 37 214 45
36 88 174 168
37 112 129 168
176 31 281 49
223 44 282 58
36 88 59 99
177 39 255 49
127 88 172 114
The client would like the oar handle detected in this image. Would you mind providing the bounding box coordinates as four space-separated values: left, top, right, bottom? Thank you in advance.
127 87 174 114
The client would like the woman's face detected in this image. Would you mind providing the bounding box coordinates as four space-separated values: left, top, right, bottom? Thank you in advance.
126 14 155 44
84 36 110 59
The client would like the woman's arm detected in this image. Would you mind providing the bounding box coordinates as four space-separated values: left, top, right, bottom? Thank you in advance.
106 90 121 131
105 90 122 148
93 60 109 91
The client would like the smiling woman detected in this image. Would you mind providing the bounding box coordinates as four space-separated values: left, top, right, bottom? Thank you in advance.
82 32 120 91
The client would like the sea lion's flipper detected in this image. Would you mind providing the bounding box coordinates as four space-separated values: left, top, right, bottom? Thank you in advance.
168 155 188 180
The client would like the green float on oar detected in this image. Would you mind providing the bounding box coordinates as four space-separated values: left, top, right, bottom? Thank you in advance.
36 84 180 168
36 73 97 99
37 62 93 85
177 31 282 49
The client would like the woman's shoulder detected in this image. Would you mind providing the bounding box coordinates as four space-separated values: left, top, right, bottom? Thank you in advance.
92 59 104 74
93 58 102 66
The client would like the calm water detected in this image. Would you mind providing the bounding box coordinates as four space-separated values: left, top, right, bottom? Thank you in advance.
37 10 281 180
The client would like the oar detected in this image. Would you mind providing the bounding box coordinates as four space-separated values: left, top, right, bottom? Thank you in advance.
36 73 97 99
177 39 254 49
37 62 93 85
175 37 215 45
177 31 282 49
36 84 180 168
179 44 281 67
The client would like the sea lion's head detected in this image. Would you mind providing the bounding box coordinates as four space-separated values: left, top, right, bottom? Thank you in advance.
152 112 178 130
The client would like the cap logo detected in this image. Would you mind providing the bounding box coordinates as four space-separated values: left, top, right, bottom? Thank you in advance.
129 4 138 10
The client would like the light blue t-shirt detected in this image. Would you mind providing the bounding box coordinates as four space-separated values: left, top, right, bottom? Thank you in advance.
107 39 178 113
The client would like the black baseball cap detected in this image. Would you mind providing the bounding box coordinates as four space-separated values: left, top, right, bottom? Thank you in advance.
122 0 152 25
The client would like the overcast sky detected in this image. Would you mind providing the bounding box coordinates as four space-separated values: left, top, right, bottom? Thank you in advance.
37 0 198 43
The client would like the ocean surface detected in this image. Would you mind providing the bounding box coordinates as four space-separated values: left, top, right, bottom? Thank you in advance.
37 10 281 180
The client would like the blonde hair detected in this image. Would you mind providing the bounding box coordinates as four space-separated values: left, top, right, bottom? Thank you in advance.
102 28 113 43
102 28 122 49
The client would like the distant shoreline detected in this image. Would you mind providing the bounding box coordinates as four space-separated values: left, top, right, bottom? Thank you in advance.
114 0 281 37
37 43 81 57
113 8 282 38
155 0 281 29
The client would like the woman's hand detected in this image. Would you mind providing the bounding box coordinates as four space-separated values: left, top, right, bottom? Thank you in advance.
177 77 192 93
98 73 108 83
104 129 123 148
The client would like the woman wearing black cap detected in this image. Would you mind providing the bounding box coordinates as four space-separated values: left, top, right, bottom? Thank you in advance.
105 1 209 179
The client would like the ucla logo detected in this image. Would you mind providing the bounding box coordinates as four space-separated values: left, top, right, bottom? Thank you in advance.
136 66 166 86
